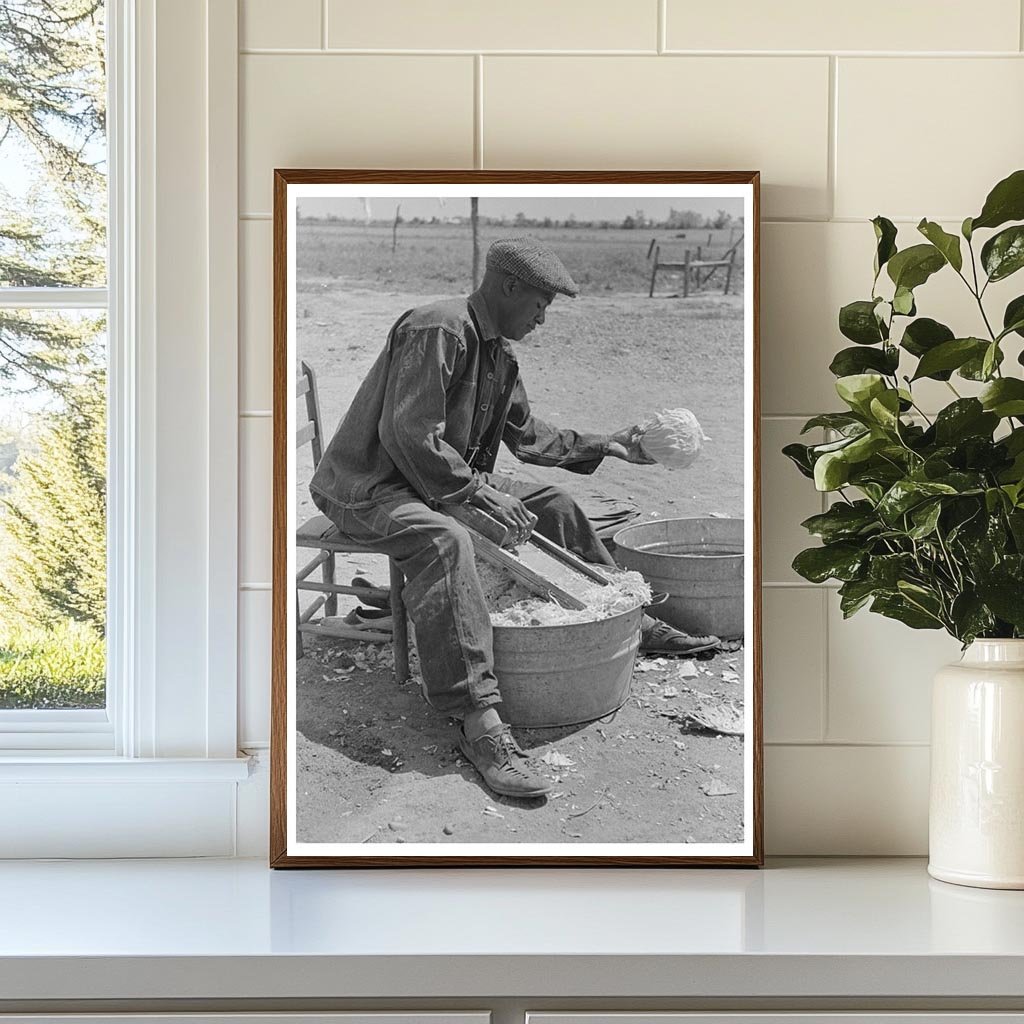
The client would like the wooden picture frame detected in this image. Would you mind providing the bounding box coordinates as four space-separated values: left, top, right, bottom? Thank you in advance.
271 170 762 867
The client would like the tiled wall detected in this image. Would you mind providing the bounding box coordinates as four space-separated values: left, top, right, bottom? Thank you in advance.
236 0 1024 854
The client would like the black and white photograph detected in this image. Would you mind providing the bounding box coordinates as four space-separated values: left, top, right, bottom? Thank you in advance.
272 172 761 866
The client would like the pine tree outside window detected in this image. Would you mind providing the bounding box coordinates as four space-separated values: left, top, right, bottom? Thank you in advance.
0 2 110 737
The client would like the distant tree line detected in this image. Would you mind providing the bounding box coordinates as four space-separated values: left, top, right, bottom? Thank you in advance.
299 206 743 232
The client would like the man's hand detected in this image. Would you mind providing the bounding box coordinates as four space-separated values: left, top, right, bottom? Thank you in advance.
469 484 537 545
606 424 657 465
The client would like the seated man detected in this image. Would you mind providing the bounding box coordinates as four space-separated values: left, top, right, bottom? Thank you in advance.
310 236 719 800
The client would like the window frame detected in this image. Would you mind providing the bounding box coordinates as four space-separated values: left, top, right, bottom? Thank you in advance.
0 2 122 752
0 0 246 822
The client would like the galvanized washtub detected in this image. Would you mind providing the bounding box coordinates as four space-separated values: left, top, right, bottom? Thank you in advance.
613 517 745 639
492 604 643 728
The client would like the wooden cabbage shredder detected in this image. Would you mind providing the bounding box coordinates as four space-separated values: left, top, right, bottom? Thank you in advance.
445 505 610 609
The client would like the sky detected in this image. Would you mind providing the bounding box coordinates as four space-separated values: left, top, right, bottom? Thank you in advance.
297 195 745 223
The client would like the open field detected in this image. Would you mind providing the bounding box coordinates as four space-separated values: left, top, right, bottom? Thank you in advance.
296 221 745 297
293 222 748 845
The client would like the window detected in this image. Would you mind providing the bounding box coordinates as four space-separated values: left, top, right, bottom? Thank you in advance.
0 0 110 745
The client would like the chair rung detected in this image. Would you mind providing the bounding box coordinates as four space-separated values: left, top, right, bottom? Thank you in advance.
295 537 378 554
297 550 330 580
296 422 316 446
297 375 310 397
297 581 390 599
299 595 327 623
298 622 392 644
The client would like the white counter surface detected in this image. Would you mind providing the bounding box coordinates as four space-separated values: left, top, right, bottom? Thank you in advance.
1 857 1023 1002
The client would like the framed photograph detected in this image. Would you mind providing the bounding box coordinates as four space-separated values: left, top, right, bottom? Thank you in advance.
271 170 762 867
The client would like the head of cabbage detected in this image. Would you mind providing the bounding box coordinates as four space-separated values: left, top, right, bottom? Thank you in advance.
638 408 709 470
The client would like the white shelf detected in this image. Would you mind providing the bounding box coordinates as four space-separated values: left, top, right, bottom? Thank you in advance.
1 857 1023 1002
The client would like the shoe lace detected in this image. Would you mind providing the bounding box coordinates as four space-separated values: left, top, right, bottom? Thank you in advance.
483 727 529 777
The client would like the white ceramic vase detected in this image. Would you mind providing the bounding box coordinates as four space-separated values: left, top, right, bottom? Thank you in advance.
929 639 1024 889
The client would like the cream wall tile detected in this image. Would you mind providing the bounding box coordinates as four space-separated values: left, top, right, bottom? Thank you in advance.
241 0 321 50
483 57 830 220
836 58 1024 220
239 590 271 747
240 416 273 586
328 0 657 51
762 221 1022 415
666 0 1020 53
762 222 846 416
765 744 929 854
762 588 825 742
761 418 824 584
240 55 474 214
826 595 961 744
240 220 273 411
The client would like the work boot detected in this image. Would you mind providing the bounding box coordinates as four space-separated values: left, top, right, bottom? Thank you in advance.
458 724 553 799
640 618 720 656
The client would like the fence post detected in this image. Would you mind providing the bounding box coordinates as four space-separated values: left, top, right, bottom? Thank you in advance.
724 248 735 295
683 249 690 298
648 245 660 297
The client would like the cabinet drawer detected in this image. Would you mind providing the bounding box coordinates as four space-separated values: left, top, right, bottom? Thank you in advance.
528 1016 1024 1024
0 1016 490 1024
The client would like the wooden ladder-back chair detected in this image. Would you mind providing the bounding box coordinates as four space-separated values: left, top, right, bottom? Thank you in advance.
295 360 410 683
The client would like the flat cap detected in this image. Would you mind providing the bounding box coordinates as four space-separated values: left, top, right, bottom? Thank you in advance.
486 236 579 298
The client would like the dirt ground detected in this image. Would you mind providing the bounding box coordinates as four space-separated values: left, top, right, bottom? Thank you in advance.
294 225 747 846
296 635 745 845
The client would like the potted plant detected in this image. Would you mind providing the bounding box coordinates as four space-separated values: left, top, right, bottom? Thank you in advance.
784 169 1024 889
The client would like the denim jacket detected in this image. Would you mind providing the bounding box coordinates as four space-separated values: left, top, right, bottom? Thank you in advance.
309 291 609 509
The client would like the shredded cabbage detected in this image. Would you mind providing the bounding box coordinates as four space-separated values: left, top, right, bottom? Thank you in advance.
477 559 651 627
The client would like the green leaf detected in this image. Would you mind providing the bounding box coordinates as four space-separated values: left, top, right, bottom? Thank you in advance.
829 345 899 378
800 501 879 543
908 500 942 539
1006 428 1024 457
872 215 898 277
835 373 886 414
976 577 1024 629
892 286 916 316
900 318 955 371
856 482 885 504
962 216 974 241
838 578 876 617
868 389 902 431
960 344 1004 381
792 543 866 584
1003 295 1024 339
814 450 851 491
839 300 887 345
887 243 946 291
877 479 958 524
917 219 963 272
911 337 988 380
800 412 865 435
982 341 1001 381
950 592 995 644
868 552 915 587
846 432 888 464
1002 479 1024 506
980 378 1024 418
933 399 999 445
782 442 815 479
985 487 1009 514
981 225 1024 282
971 168 1024 232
